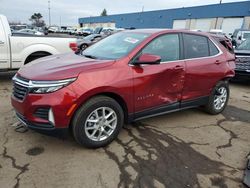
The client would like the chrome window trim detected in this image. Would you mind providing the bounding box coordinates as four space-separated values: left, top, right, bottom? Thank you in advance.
129 34 223 67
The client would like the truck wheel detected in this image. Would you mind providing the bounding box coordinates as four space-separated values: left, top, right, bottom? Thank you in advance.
204 81 229 115
72 96 124 148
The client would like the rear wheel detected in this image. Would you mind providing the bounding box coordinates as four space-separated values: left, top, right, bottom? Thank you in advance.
204 81 229 115
72 96 124 148
80 44 88 51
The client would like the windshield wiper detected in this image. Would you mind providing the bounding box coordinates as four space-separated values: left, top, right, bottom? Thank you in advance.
82 54 97 59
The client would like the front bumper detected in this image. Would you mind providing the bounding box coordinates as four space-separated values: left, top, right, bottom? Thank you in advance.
11 84 79 130
15 111 55 130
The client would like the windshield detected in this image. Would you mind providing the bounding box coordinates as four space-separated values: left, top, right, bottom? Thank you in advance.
243 32 250 39
236 38 250 50
81 32 150 60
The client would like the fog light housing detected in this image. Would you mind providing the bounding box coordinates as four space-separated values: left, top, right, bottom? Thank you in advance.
48 108 55 126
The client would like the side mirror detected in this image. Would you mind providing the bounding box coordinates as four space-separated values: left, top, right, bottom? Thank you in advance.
134 53 161 65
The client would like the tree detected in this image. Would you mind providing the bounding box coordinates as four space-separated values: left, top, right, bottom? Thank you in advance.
29 13 45 27
100 9 107 16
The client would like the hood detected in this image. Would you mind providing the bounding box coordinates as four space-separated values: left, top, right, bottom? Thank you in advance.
18 53 115 80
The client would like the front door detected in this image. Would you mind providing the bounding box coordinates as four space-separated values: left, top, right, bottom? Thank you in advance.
131 33 185 114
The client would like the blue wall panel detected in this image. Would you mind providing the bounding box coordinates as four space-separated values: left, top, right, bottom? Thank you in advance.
79 1 250 28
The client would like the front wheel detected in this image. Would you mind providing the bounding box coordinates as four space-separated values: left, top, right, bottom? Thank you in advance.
72 96 124 148
204 81 229 115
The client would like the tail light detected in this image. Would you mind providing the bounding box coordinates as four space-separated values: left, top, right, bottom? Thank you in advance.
69 42 78 52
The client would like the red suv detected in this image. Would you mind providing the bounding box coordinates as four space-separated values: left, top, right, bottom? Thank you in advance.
11 29 235 148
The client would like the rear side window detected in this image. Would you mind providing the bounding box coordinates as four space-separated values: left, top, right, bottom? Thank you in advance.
184 34 209 59
209 40 219 56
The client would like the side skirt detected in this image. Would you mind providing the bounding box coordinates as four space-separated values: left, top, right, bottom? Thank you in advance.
128 96 209 123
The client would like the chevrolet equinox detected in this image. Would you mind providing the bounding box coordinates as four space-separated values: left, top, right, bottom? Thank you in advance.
11 29 235 148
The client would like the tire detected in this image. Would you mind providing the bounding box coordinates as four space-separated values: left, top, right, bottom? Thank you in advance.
72 96 124 148
80 44 88 51
204 81 229 115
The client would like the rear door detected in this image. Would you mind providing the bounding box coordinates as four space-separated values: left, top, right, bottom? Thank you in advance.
0 18 10 69
132 33 185 114
181 33 226 101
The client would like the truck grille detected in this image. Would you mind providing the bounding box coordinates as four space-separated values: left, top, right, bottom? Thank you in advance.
12 76 30 101
235 56 250 71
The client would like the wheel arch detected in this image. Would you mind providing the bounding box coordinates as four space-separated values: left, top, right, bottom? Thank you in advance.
69 91 129 130
24 51 52 64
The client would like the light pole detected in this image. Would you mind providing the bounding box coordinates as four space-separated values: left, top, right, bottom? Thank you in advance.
48 0 51 26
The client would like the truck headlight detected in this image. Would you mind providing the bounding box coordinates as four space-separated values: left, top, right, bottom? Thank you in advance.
30 78 77 94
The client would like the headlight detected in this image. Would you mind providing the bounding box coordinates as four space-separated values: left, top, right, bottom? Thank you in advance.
30 78 77 94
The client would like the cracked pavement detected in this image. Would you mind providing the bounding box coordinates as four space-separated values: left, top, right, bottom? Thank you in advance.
0 72 249 188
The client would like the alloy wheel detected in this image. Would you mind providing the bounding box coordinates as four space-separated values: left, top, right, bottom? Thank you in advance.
84 107 117 142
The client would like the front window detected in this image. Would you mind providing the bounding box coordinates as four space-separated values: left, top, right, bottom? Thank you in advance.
140 34 180 62
81 32 150 60
236 39 250 51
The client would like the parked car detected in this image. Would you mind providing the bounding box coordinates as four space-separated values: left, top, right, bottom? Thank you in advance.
231 29 250 47
234 38 250 80
76 28 93 36
0 15 77 70
16 29 44 36
11 29 235 148
77 34 105 51
66 28 76 35
48 26 59 33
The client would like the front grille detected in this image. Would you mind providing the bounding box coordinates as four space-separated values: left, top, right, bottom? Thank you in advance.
235 56 250 71
12 75 29 101
13 83 29 101
34 108 49 120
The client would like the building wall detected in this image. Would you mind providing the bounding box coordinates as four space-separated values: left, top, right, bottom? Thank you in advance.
79 1 250 29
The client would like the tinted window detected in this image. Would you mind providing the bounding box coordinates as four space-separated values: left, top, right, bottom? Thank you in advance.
141 34 180 62
209 40 219 56
184 34 209 59
236 38 250 50
243 32 250 39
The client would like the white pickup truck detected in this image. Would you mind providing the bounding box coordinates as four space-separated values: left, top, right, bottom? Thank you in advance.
0 15 77 70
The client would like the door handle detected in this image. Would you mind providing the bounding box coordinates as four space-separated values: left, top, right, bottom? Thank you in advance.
215 60 222 65
173 65 184 70
0 41 4 45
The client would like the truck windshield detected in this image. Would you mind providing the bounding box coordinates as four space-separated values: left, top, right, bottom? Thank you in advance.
236 38 250 50
81 32 150 60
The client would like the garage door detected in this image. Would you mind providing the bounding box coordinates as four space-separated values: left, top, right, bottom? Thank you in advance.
173 20 186 29
195 19 213 32
221 18 243 37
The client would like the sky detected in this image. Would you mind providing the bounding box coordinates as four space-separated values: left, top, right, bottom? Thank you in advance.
0 0 248 26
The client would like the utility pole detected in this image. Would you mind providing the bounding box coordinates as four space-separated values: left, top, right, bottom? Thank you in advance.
219 0 222 4
59 16 61 28
142 6 144 12
48 0 51 26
